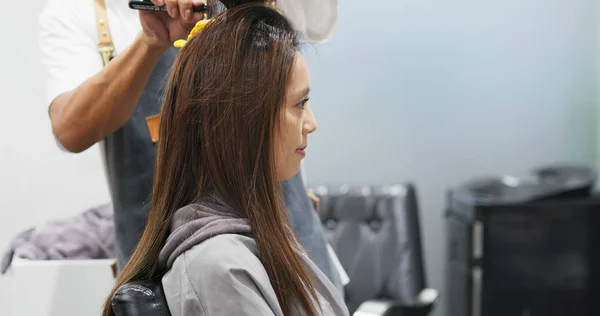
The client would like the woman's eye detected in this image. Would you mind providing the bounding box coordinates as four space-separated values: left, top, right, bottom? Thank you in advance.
297 97 310 109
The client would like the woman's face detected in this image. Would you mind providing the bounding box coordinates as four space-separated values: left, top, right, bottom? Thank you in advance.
274 53 317 181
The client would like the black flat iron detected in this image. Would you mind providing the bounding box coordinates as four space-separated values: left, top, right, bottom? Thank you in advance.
128 0 275 16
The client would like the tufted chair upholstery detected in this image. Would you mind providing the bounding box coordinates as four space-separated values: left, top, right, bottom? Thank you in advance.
311 184 438 316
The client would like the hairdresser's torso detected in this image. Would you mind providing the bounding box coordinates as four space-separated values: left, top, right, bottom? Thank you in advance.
162 234 349 316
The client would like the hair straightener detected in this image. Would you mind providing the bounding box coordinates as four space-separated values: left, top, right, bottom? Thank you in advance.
128 0 208 12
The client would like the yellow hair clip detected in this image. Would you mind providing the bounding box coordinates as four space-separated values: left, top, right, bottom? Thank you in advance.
173 18 213 48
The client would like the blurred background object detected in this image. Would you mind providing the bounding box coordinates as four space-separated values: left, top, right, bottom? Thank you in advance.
446 164 600 316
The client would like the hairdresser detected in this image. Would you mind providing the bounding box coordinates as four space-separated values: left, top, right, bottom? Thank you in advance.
38 0 342 290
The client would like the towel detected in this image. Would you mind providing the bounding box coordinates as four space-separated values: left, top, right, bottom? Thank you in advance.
1 203 116 274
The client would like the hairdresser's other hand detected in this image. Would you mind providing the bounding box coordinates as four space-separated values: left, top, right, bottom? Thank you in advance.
139 0 206 48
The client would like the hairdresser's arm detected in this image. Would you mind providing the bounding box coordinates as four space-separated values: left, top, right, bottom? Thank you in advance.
48 36 167 153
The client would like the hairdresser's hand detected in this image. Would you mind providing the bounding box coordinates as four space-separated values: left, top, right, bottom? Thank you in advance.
139 0 206 48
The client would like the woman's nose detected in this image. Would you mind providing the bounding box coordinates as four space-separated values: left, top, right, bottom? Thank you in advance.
303 104 317 134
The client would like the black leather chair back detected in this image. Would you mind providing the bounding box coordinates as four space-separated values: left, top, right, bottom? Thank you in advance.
112 281 171 316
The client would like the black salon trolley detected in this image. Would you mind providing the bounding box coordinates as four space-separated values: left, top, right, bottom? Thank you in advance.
445 165 600 316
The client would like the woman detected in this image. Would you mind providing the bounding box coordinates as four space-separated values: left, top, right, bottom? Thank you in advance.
103 4 349 316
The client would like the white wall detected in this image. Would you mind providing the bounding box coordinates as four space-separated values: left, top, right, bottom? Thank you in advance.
1 0 599 315
303 1 598 315
0 0 111 309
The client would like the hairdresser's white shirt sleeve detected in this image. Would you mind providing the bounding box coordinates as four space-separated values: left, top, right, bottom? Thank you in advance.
38 0 140 107
278 0 338 43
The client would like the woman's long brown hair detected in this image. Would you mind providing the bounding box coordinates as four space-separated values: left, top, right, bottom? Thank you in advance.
102 4 319 316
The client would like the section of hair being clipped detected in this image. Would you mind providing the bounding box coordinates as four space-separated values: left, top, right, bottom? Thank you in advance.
173 0 277 48
103 3 320 316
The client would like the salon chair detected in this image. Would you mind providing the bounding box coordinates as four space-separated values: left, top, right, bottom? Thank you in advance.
311 184 438 316
111 184 438 316
111 280 171 316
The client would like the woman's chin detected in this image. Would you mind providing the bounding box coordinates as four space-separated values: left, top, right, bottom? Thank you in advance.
276 165 301 182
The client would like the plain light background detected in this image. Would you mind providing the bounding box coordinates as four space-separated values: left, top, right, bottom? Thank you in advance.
1 1 599 316
0 0 112 311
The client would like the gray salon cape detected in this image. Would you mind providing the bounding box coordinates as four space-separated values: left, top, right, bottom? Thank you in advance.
158 197 349 316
